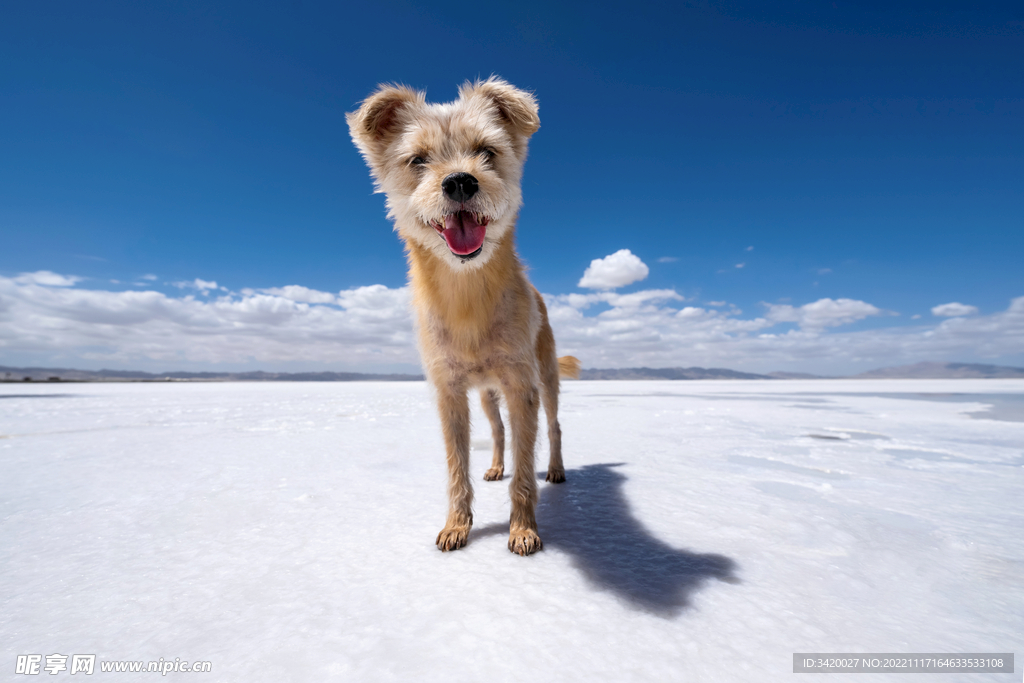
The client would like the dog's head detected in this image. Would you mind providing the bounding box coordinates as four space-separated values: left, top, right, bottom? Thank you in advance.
347 77 539 269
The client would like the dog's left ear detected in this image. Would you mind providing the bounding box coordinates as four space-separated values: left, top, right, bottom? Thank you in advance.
460 77 540 138
347 84 425 160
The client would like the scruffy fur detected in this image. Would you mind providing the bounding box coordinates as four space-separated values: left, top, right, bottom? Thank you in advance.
348 77 580 556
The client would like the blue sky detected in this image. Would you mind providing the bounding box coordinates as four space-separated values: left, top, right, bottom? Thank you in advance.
1 1 1022 374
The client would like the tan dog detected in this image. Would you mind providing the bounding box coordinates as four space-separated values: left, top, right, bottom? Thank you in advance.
347 77 580 556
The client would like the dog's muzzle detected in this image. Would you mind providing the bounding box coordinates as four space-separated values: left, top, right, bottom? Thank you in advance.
430 209 489 259
442 172 479 202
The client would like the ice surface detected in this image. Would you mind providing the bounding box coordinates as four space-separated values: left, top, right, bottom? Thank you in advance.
1 379 1022 681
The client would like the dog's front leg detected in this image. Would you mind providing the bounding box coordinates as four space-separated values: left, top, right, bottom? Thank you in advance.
435 380 473 551
504 378 542 555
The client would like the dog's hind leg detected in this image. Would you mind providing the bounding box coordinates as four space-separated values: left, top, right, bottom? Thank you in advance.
480 389 505 481
536 318 566 484
435 381 474 551
503 376 542 555
540 373 565 484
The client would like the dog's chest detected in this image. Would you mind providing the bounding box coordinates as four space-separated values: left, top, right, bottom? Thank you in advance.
419 286 540 381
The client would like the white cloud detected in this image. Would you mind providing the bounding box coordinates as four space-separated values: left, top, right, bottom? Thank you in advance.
261 285 337 304
0 272 1021 375
765 298 883 330
735 263 745 269
141 274 158 281
932 302 979 317
546 293 1023 372
656 256 678 263
0 274 415 368
13 271 82 287
172 278 224 293
817 268 832 275
578 250 649 290
746 246 754 251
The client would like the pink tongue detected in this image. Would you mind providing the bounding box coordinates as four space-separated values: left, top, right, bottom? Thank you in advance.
442 211 487 255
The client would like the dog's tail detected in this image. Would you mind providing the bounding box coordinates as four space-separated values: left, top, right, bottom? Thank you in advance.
557 356 581 380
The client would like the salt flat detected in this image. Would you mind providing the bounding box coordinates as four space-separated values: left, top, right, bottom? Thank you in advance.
1 379 1022 681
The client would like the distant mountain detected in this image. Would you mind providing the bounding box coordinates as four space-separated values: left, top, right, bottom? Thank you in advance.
852 362 1024 379
579 366 771 380
764 371 832 379
0 366 424 382
4 361 1022 383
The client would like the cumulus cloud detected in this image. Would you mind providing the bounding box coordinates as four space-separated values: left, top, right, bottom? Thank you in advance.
260 285 337 304
765 298 883 330
578 250 649 290
546 293 1023 371
1 271 1021 375
13 271 82 287
0 272 415 368
932 302 979 317
172 278 225 293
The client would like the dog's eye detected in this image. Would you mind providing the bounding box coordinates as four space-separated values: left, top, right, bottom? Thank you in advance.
476 147 496 161
410 156 427 166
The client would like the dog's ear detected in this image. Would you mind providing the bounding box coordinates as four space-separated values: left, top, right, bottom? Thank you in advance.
460 77 540 138
347 84 424 152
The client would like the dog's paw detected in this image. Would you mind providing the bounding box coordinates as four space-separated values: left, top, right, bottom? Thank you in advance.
483 467 504 481
436 526 470 552
545 468 566 484
508 528 543 556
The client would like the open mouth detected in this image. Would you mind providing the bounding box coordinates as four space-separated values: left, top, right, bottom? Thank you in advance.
430 211 489 259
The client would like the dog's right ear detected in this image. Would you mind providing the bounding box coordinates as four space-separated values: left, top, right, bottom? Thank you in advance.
460 77 540 139
347 84 424 156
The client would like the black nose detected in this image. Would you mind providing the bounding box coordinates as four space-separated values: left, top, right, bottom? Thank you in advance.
441 172 479 202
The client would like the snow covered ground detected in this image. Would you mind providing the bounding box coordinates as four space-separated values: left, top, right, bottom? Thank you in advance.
2 379 1022 682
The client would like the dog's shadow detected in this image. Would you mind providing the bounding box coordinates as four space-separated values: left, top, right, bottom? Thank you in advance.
471 463 739 617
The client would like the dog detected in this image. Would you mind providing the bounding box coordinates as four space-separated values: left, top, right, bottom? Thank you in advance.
347 77 580 556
